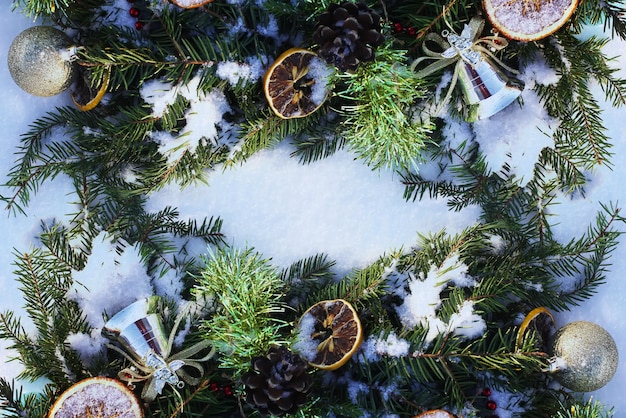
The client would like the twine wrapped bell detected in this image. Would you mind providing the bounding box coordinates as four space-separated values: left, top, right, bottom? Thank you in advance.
547 321 618 392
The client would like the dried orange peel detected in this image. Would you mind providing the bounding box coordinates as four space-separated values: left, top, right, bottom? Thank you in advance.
515 306 556 351
72 66 111 111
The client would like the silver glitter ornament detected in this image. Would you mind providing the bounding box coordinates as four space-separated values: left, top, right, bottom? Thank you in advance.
7 26 77 97
548 321 618 392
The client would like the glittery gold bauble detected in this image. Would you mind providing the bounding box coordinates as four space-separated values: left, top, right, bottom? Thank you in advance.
550 321 618 392
7 26 77 97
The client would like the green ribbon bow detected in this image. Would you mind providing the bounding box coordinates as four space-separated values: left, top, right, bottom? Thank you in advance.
411 17 519 116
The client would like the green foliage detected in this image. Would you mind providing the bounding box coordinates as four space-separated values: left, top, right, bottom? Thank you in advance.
2 0 626 416
555 397 615 418
193 247 289 377
336 46 433 169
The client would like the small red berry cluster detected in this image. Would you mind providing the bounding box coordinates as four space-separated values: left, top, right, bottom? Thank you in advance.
481 387 499 417
392 21 417 37
127 0 145 30
209 381 234 397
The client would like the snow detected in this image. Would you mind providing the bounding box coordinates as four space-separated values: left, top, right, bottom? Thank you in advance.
141 76 232 164
216 57 267 87
66 232 153 329
360 332 411 361
394 256 483 345
0 6 625 417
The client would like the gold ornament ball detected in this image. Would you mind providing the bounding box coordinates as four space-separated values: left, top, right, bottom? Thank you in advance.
7 26 77 97
550 321 618 392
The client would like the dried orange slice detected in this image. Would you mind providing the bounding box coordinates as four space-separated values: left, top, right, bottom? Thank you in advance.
297 299 363 371
48 376 143 418
413 410 455 418
483 0 578 41
515 306 556 351
71 66 110 111
170 0 213 8
263 48 331 119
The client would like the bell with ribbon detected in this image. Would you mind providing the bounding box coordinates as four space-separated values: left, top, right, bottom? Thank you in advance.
102 296 169 361
412 16 524 121
102 297 215 401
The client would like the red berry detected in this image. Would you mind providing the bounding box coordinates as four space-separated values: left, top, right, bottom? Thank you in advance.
407 26 417 36
481 388 492 397
135 21 145 30
209 382 220 391
393 22 403 33
223 386 233 396
486 400 497 411
129 7 140 17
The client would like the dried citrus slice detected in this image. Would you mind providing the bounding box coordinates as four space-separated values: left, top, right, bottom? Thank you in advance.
71 66 111 111
413 410 455 418
515 306 556 351
48 376 143 418
263 48 331 119
297 299 363 371
483 0 578 41
170 0 213 8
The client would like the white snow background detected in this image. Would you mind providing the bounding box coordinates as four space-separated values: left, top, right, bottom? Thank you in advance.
1 6 626 416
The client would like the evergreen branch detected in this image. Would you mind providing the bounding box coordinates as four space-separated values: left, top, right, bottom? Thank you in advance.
280 253 336 285
193 247 289 378
231 112 322 164
289 128 346 165
336 46 433 169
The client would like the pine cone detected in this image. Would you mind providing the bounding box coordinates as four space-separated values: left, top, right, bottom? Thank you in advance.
242 346 312 416
313 1 384 72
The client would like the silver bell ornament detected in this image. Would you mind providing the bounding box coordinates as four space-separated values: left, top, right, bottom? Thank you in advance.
102 296 169 361
547 321 618 392
456 57 524 121
102 297 214 401
7 26 77 97
412 16 524 121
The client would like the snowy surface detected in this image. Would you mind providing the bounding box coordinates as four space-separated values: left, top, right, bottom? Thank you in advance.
0 7 625 417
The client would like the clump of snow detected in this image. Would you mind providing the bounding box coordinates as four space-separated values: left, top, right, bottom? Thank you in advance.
293 311 318 361
66 329 108 368
228 17 248 36
307 57 334 105
141 76 232 164
520 53 561 88
66 232 153 328
346 379 369 404
216 56 267 87
448 300 486 339
152 267 185 303
360 331 410 362
395 255 484 344
470 88 559 186
98 0 142 29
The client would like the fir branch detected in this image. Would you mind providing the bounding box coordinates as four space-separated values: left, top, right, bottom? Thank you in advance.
193 247 289 378
555 397 615 418
289 127 346 165
231 112 323 164
336 46 433 169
